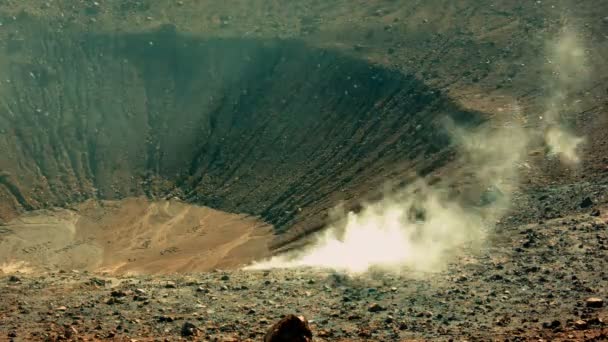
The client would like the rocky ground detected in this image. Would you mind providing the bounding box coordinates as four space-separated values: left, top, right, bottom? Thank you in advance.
1 189 606 341
0 1 607 341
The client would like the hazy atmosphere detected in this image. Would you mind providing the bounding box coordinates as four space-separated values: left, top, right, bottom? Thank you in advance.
0 1 607 341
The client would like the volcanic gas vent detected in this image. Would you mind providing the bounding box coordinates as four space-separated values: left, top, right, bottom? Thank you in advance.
0 23 480 234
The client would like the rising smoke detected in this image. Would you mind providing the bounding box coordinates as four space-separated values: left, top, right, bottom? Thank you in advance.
245 23 590 275
246 123 529 274
542 26 589 165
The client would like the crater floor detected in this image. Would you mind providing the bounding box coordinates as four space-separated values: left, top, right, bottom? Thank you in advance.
0 198 273 275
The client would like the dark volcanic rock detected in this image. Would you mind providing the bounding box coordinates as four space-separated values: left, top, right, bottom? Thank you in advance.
264 315 313 342
181 322 198 337
368 303 386 312
580 197 594 208
585 297 604 308
574 319 588 330
110 290 127 298
542 320 561 329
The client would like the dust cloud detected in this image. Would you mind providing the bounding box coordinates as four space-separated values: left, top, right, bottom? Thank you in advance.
245 24 591 275
246 123 529 274
541 26 590 165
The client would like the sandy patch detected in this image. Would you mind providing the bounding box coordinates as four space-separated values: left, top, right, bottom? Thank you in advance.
0 197 273 275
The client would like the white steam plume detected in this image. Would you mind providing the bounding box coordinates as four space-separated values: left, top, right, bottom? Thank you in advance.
542 26 589 165
245 24 590 275
245 122 529 274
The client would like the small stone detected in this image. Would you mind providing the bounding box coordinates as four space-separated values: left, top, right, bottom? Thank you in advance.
134 288 146 295
368 303 386 313
603 16 608 24
496 315 511 327
56 306 68 311
105 297 123 305
220 275 230 281
8 275 20 282
542 320 561 329
181 322 198 337
111 290 127 298
580 197 593 208
88 278 106 286
8 331 17 338
347 313 361 320
574 320 588 330
264 315 312 342
157 315 175 323
590 209 601 217
196 286 209 293
165 281 177 288
65 326 78 338
317 329 331 337
585 297 604 308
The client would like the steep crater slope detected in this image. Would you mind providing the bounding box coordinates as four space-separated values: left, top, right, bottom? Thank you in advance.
0 23 480 240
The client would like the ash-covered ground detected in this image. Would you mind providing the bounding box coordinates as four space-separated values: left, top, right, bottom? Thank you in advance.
1 1 607 341
1 188 607 341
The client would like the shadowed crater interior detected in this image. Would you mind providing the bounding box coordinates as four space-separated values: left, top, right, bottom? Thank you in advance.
0 23 481 242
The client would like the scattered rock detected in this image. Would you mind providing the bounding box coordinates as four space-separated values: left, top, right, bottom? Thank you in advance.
88 278 106 287
8 275 20 282
574 320 588 330
165 281 177 288
580 197 593 208
587 317 604 326
181 322 198 337
496 315 511 327
590 208 601 217
220 274 230 281
585 297 604 308
157 315 176 323
111 290 127 298
347 313 361 320
264 314 313 342
368 303 386 312
456 275 468 282
105 297 123 305
542 320 561 329
65 326 78 338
